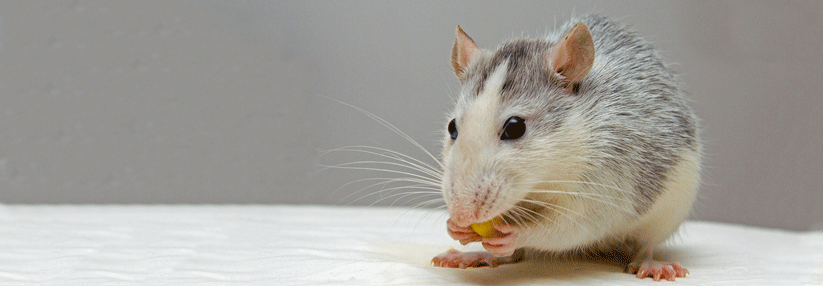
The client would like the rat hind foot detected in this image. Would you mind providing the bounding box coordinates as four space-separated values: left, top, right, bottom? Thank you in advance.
625 260 689 281
431 249 499 268
431 248 524 269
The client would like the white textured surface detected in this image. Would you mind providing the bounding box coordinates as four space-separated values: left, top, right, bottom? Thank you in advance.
0 205 821 285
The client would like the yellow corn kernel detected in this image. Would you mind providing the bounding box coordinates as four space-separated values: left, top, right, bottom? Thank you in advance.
470 217 503 238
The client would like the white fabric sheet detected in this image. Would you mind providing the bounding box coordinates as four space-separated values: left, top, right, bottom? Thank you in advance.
0 205 821 285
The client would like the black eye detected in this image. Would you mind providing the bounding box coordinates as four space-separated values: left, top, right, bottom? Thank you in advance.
448 119 458 140
501 116 526 140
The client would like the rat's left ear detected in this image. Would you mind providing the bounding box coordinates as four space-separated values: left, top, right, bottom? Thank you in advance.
549 23 595 89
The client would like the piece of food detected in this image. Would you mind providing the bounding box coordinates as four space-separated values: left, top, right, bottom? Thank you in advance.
470 217 503 238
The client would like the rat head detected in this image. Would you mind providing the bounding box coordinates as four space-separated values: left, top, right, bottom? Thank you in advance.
441 24 595 227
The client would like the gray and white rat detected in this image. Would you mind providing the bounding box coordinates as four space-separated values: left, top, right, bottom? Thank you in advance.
431 15 701 281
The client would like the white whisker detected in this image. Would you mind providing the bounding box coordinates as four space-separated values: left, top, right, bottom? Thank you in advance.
505 203 554 226
321 96 443 170
345 183 439 207
336 178 439 205
326 145 443 176
368 189 443 208
323 145 443 179
525 189 635 213
515 179 632 195
331 176 434 197
519 198 595 235
410 198 446 209
319 97 448 212
319 163 441 186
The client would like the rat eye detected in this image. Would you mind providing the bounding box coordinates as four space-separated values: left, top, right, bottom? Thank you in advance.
501 116 526 140
448 119 458 140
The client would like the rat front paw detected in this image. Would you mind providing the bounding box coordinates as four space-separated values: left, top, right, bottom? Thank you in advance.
626 260 689 281
447 218 481 245
481 223 518 256
431 249 499 268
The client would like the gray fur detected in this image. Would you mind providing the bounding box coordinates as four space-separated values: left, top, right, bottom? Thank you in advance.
449 14 700 215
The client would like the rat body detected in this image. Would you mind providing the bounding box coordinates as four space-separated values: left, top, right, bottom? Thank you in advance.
431 15 701 281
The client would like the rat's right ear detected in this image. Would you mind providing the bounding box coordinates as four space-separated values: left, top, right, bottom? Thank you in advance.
451 25 478 82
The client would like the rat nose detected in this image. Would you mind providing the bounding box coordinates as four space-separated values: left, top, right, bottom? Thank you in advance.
449 213 476 228
448 201 481 227
446 170 505 228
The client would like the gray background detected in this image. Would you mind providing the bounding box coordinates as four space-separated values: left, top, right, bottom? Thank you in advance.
0 1 821 231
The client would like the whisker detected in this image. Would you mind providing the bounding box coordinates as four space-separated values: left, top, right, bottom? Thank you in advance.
525 189 635 212
502 205 531 225
409 202 449 234
345 183 439 207
321 96 443 170
498 203 531 225
515 208 558 234
410 198 446 209
321 151 442 187
319 163 441 187
515 179 632 195
519 198 595 235
399 198 446 222
319 160 439 183
502 204 564 237
324 145 443 178
387 190 443 208
505 203 555 226
336 178 439 206
331 176 438 197
366 188 443 208
319 97 450 213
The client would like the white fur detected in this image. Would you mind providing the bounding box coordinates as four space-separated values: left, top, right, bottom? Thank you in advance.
441 15 702 272
442 63 514 224
628 147 701 245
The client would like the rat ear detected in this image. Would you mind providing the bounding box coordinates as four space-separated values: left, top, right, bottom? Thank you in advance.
451 25 479 82
549 23 595 89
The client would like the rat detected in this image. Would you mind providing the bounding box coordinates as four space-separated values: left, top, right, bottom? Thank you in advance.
430 15 701 281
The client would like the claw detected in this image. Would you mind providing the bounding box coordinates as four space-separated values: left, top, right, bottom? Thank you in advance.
628 260 688 281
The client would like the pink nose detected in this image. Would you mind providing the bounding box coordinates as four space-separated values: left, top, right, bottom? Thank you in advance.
449 210 478 227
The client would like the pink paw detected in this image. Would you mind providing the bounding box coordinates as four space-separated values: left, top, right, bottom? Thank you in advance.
447 219 481 245
626 260 689 281
481 223 518 257
431 249 499 268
